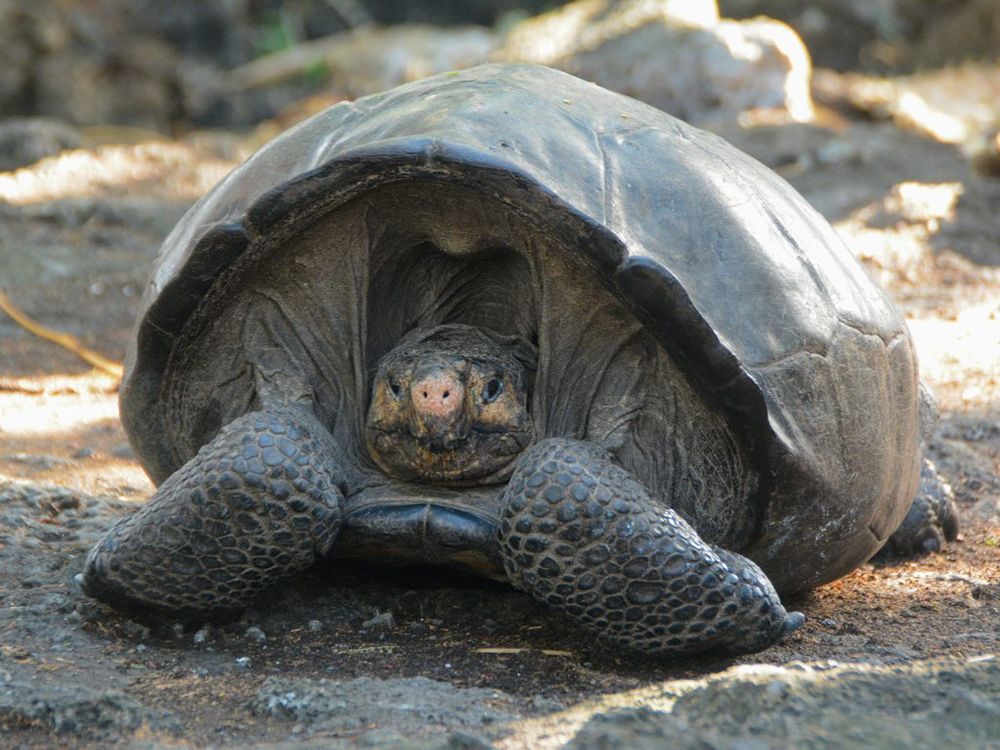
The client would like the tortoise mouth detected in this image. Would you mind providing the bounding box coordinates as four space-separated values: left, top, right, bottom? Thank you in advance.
417 432 467 453
364 423 533 485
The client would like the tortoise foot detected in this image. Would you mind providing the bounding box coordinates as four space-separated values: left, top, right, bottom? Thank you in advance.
498 438 801 656
82 409 343 616
878 459 959 558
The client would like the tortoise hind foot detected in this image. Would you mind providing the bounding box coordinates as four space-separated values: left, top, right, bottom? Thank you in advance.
877 458 958 559
82 409 344 616
498 438 801 657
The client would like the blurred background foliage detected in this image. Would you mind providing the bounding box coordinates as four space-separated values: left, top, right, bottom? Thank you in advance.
0 0 997 134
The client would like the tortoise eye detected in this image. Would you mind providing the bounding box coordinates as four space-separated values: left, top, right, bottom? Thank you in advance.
482 377 504 404
388 378 404 399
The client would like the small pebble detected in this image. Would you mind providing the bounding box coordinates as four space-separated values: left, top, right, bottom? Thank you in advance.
193 625 211 645
2 453 67 469
72 601 101 623
361 611 396 631
244 626 266 642
307 619 323 632
122 620 151 641
172 623 185 639
235 656 252 669
110 444 135 459
71 447 94 460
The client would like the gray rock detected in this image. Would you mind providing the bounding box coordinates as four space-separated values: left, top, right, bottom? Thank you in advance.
0 479 125 547
568 656 1000 750
499 0 813 125
0 680 176 741
361 611 396 631
121 620 151 641
0 118 82 172
1 453 70 469
972 495 999 525
192 625 211 644
244 625 267 642
251 676 519 737
111 443 136 459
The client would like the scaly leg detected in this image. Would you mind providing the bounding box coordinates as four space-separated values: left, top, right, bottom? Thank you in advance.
498 438 802 656
82 409 343 615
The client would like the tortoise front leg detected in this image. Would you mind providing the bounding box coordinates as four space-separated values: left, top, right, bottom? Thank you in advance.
498 438 803 656
82 409 344 616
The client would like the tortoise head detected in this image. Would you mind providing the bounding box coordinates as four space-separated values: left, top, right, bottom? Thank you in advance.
364 325 534 485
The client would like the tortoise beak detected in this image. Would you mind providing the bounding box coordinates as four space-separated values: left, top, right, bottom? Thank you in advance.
409 366 468 450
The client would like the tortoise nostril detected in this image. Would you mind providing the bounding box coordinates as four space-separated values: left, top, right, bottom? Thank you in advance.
412 372 463 417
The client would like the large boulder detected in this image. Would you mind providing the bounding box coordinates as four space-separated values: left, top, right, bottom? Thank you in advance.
499 0 814 125
568 656 1000 749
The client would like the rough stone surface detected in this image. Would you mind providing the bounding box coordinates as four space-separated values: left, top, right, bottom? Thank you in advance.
567 656 1000 749
251 676 518 737
0 679 177 741
0 478 128 548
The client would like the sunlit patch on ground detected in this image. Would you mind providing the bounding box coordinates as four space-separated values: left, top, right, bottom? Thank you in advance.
908 303 1000 413
0 377 152 501
0 141 243 206
832 179 1000 414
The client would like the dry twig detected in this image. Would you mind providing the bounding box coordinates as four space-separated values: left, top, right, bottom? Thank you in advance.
0 290 123 379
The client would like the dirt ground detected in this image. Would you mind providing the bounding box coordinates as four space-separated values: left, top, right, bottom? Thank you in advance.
0 85 998 748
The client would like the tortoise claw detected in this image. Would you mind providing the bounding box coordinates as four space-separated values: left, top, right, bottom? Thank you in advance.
783 611 806 635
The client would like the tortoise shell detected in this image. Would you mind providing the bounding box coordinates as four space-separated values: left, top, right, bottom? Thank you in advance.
121 64 920 593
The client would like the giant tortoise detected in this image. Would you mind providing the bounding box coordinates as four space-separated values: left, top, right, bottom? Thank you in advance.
82 64 957 655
